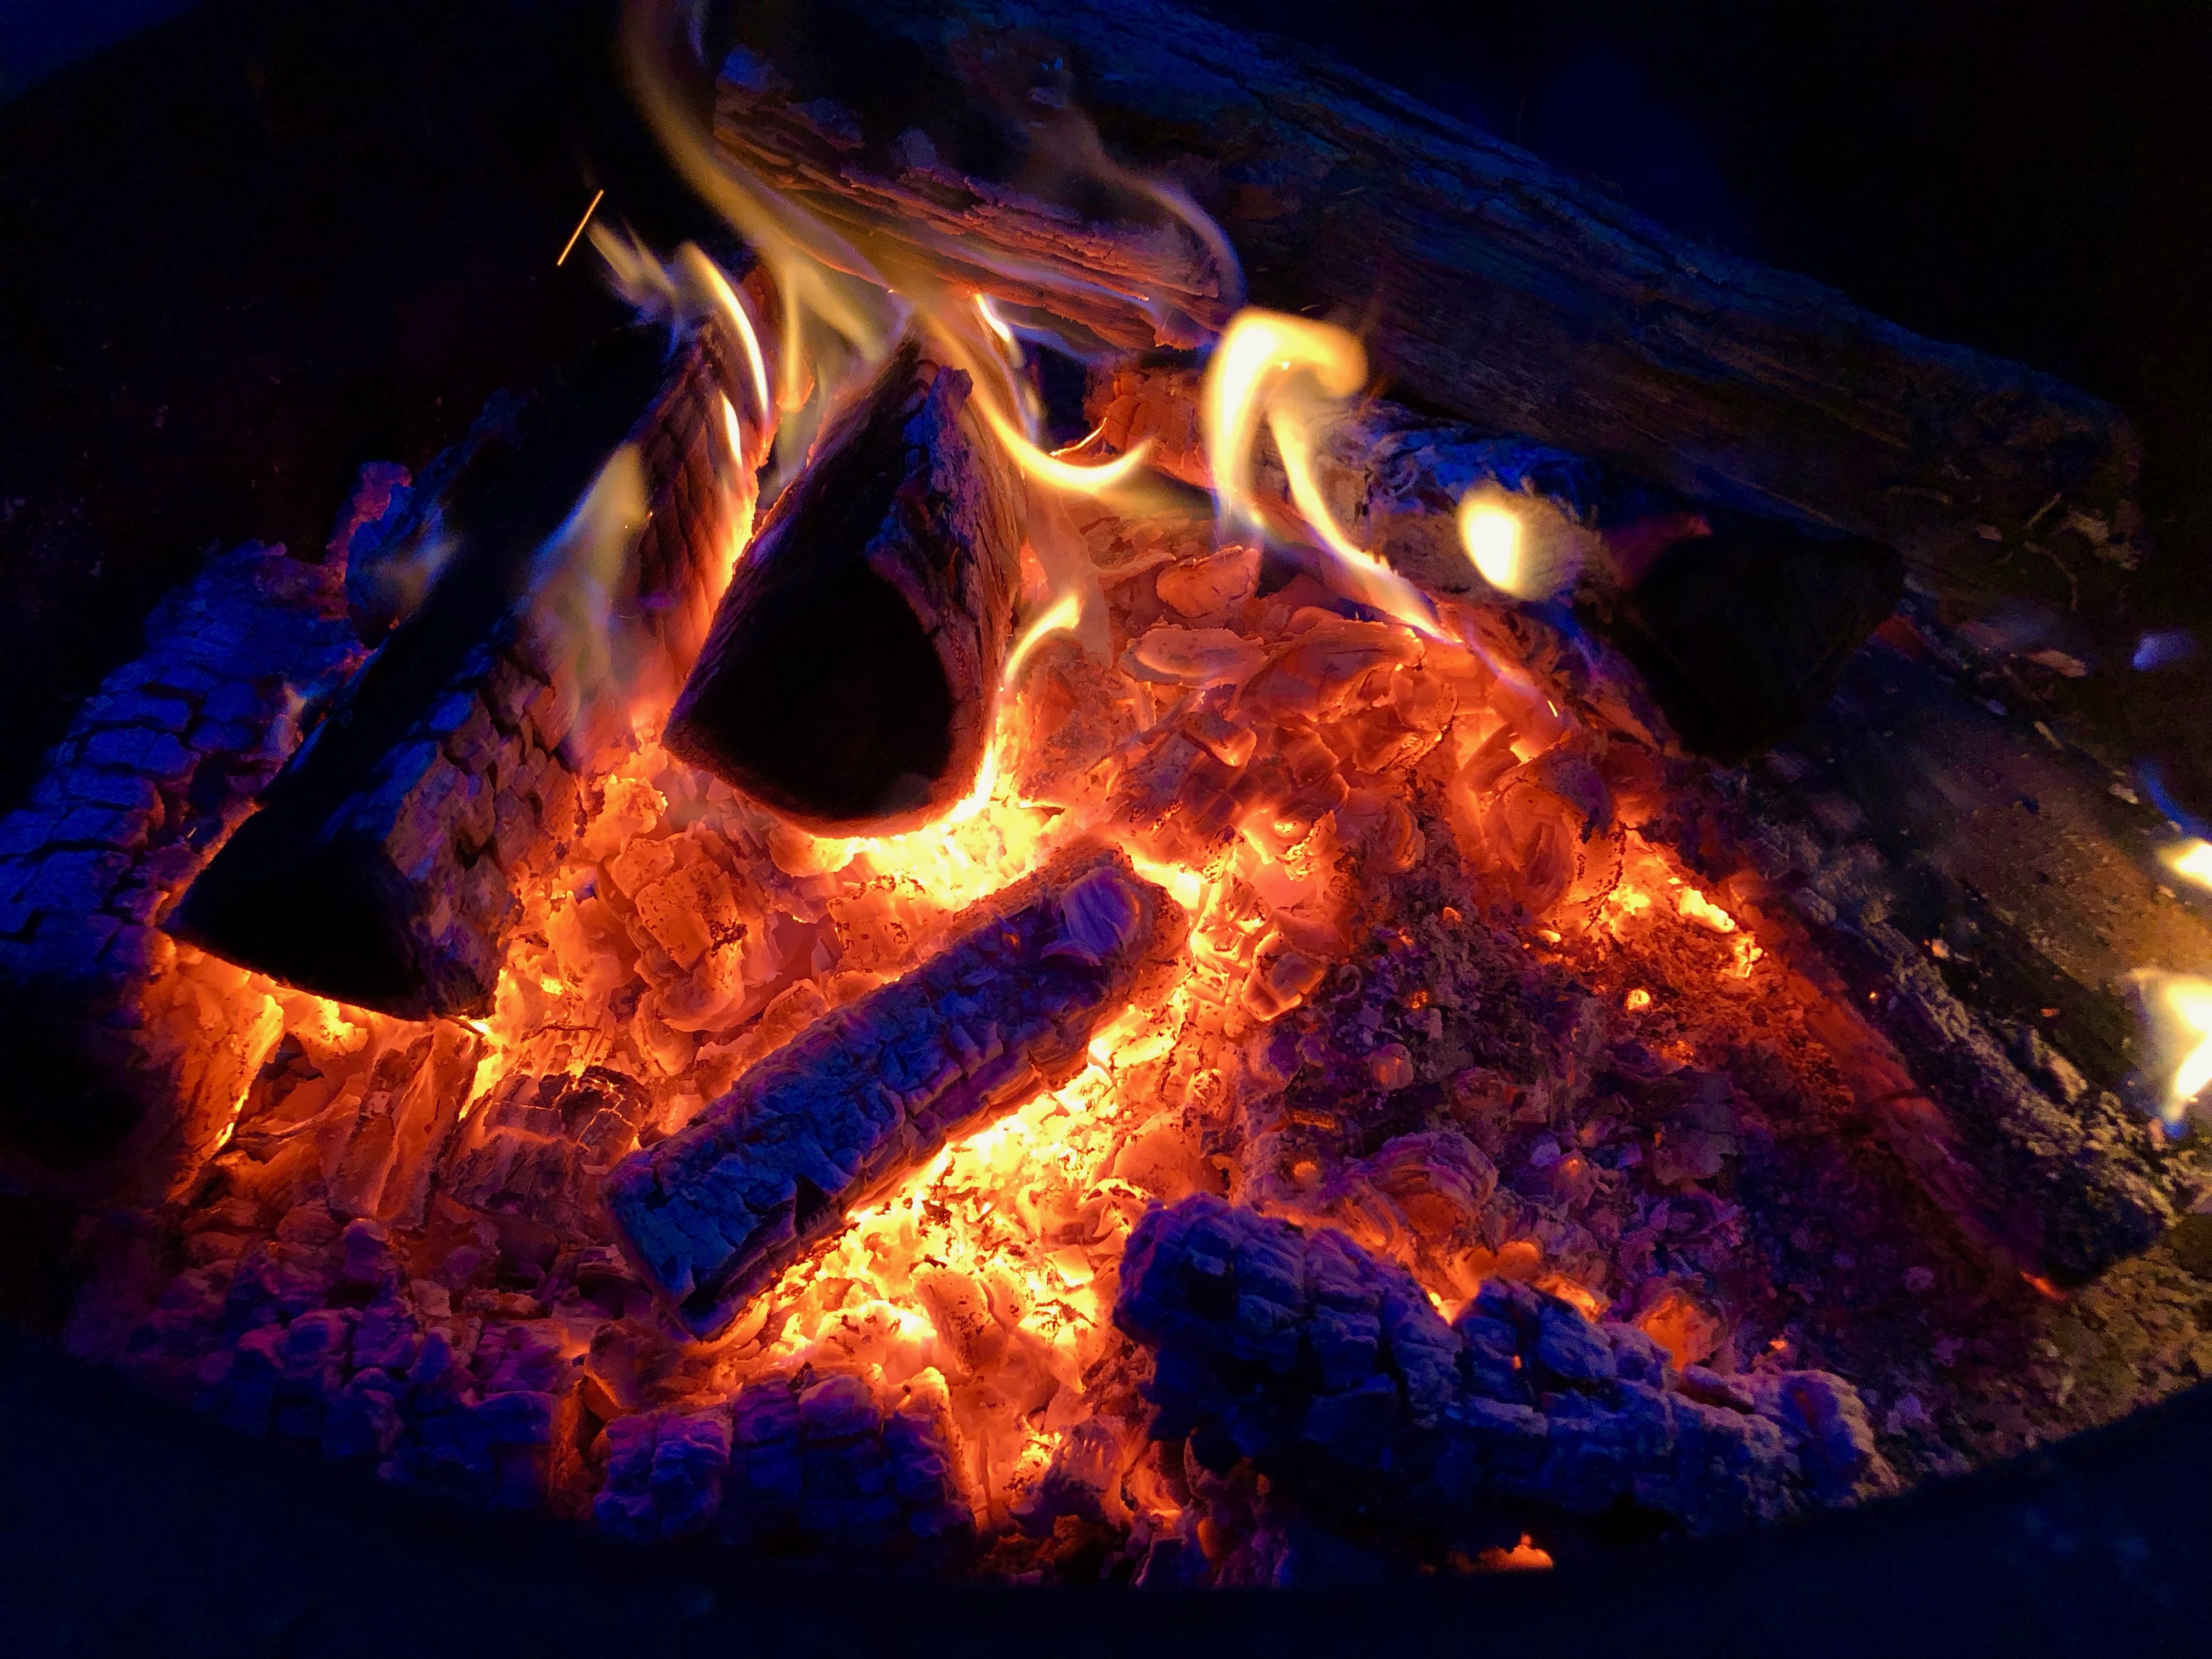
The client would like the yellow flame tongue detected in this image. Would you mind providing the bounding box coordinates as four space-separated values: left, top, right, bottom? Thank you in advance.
1199 309 1445 636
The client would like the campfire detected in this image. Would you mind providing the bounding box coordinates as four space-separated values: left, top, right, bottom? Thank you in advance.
11 0 2212 1589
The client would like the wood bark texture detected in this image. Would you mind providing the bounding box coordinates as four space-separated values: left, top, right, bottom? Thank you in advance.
714 0 2143 620
1117 1195 1898 1545
1698 631 2212 1284
172 317 761 1019
606 841 1187 1338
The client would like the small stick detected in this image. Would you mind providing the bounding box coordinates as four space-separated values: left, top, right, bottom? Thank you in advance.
556 188 606 267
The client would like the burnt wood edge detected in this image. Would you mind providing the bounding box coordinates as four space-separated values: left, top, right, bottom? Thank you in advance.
170 316 748 1018
665 341 1023 835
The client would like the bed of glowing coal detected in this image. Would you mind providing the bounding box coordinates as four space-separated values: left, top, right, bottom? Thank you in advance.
37 454 2212 1591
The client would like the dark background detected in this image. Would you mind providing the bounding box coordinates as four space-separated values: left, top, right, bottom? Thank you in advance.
2 0 2207 815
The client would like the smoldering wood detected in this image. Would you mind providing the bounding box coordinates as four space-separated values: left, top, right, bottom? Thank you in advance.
1703 630 2212 1284
1090 358 2197 1282
1113 1195 1895 1567
1089 360 1904 763
211 1019 487 1230
442 1066 650 1243
0 540 363 1188
606 841 1186 1338
171 316 759 1019
595 1373 974 1555
710 0 2143 625
663 342 1023 836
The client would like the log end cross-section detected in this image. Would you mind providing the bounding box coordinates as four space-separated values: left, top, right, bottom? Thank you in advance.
664 341 1022 837
607 841 1185 1338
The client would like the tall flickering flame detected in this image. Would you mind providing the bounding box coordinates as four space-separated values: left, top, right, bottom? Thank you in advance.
1199 309 1452 636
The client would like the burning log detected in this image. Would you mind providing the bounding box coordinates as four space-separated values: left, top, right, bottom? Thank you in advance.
664 342 1023 834
709 0 2143 623
606 842 1186 1337
1115 1195 1897 1564
1088 358 2197 1282
1702 630 2212 1283
0 538 363 1183
172 314 764 1019
1089 359 1904 761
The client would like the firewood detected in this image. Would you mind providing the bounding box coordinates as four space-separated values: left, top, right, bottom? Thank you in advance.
710 0 2142 625
718 1372 973 1559
606 841 1186 1338
0 538 363 1186
1089 359 1904 763
1699 629 2212 1283
171 317 763 1019
1089 359 2202 1281
1114 1195 1896 1567
663 341 1023 835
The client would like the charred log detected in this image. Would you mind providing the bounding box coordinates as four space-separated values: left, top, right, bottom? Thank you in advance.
1088 358 2196 1281
607 842 1186 1338
0 540 363 1185
1089 360 1905 764
1701 628 2212 1283
171 317 760 1019
709 0 2142 627
595 1372 973 1559
664 342 1022 835
1115 1195 1897 1567
1605 520 1905 764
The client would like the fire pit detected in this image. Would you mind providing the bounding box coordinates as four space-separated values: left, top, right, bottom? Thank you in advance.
7 0 2212 1602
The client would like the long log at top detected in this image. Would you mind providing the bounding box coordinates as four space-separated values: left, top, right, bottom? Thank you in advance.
706 0 2142 618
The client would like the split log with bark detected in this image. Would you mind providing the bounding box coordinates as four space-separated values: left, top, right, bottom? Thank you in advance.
664 341 1024 834
606 841 1186 1337
708 0 2144 629
172 313 766 1019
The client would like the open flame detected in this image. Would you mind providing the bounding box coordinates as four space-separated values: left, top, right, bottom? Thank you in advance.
100 0 1924 1571
2131 968 2212 1130
2163 838 2212 895
1201 309 1454 635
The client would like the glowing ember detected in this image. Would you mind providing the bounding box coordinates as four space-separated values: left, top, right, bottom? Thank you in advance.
1476 1535 1555 1571
63 9 1973 1582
